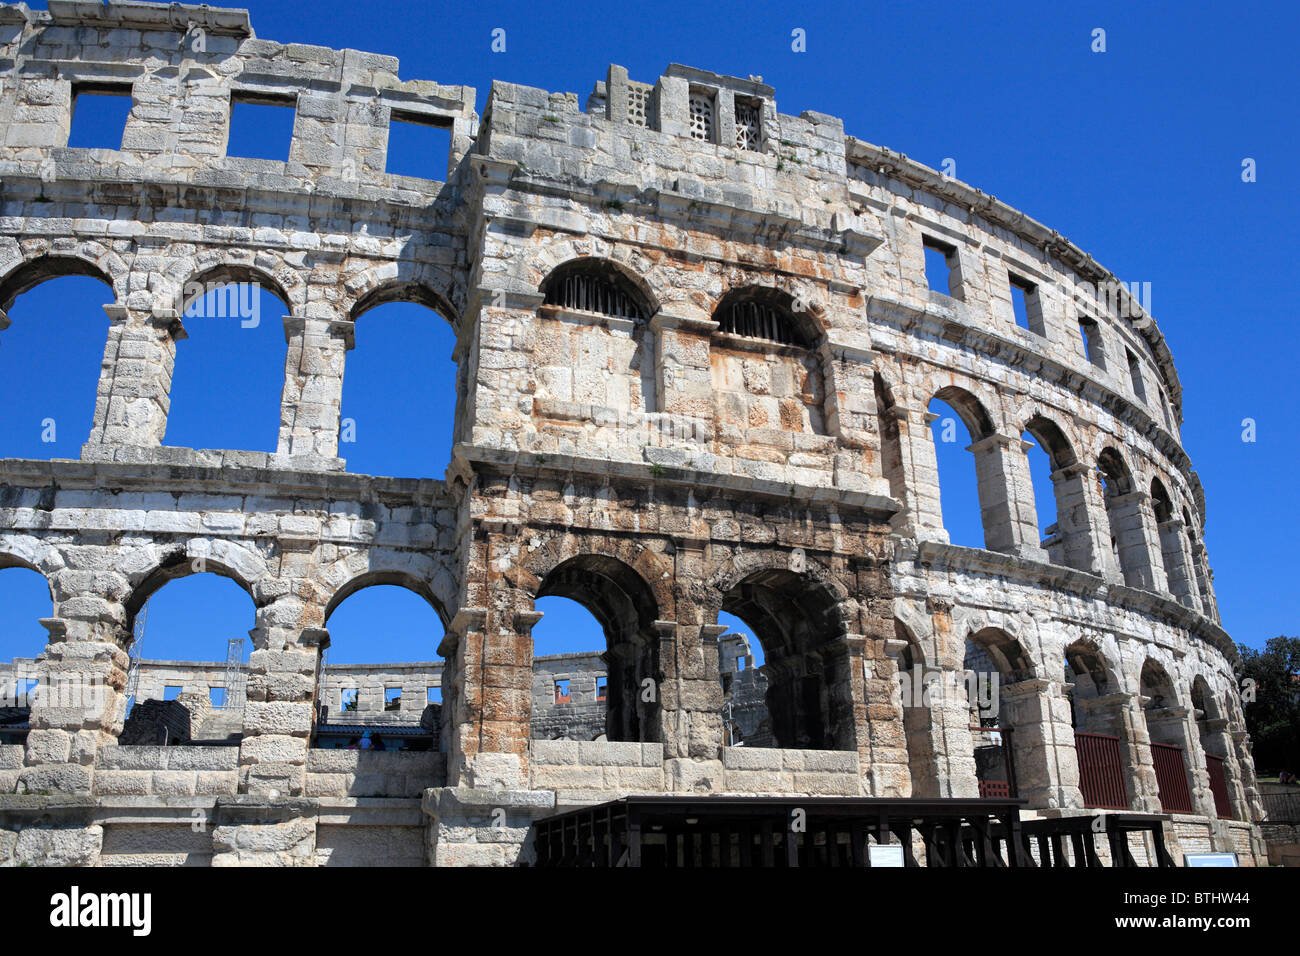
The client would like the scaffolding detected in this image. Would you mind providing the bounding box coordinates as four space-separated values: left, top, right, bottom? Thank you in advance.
222 638 246 710
123 600 149 708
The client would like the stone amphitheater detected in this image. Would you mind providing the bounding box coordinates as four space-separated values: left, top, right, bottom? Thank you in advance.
0 0 1267 866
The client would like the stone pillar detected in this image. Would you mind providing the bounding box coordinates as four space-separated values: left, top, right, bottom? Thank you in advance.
661 619 723 762
18 592 130 796
1200 717 1249 820
276 314 352 461
1049 462 1108 573
1230 729 1265 821
910 409 949 543
237 607 324 798
969 433 1048 559
998 678 1083 810
818 341 891 498
858 634 909 797
84 304 184 452
1074 691 1155 811
1157 516 1201 610
1107 491 1164 591
649 310 716 421
894 646 980 799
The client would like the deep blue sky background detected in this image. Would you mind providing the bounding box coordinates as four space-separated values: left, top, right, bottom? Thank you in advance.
1 0 1296 674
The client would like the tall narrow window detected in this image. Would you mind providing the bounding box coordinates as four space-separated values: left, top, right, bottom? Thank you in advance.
923 237 959 297
1009 273 1045 336
688 90 714 142
734 98 761 150
1126 350 1147 402
1078 317 1105 368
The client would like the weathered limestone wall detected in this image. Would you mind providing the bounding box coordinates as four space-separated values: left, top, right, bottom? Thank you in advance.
0 1 1263 866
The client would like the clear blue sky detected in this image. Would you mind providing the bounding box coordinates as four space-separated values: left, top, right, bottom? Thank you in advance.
0 0 1295 675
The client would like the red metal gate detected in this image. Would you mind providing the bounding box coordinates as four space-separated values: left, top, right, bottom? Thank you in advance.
1205 754 1233 819
1151 742 1193 813
1075 732 1128 809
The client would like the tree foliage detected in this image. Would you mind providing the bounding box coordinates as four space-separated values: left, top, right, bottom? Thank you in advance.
1237 636 1300 774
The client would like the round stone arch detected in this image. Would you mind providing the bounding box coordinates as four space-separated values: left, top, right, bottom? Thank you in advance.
313 549 458 633
520 543 670 744
343 260 464 329
517 535 675 621
705 549 861 751
0 249 124 313
529 242 664 320
120 539 271 648
173 257 305 317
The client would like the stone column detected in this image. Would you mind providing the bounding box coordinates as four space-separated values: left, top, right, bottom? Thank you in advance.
894 644 980 798
649 310 716 421
1073 691 1154 810
998 678 1083 810
1157 516 1201 610
237 606 324 798
1049 462 1108 573
817 341 890 498
1230 729 1265 821
968 433 1048 559
1107 491 1164 591
83 304 185 453
858 634 909 797
661 619 724 762
276 314 352 461
909 409 949 543
18 587 130 796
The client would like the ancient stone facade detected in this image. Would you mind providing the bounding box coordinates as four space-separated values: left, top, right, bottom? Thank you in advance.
0 1 1265 866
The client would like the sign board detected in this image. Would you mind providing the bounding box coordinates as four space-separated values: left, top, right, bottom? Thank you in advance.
869 844 906 867
1184 852 1238 867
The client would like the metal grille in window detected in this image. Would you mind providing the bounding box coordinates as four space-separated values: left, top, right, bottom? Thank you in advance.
688 93 713 142
720 300 802 346
544 272 644 320
734 101 761 150
626 84 651 128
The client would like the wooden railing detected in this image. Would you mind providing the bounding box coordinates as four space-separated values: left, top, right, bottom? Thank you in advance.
1151 742 1193 813
1075 732 1129 809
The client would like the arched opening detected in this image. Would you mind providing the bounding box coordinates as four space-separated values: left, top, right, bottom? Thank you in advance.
1191 677 1236 819
316 581 446 751
0 564 53 744
963 628 1034 800
1182 507 1215 613
1150 477 1191 603
717 610 768 747
1064 641 1132 809
1022 416 1092 570
166 271 290 452
1096 447 1144 585
710 287 826 447
343 290 459 478
0 260 113 459
534 556 661 743
928 387 995 549
719 569 851 751
531 595 613 742
121 570 257 746
1139 659 1194 814
535 259 656 418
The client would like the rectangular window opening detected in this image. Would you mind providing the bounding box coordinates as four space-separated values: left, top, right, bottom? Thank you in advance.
734 97 762 151
923 237 958 297
1126 350 1147 402
340 687 359 712
1009 273 1043 335
595 677 607 702
163 685 182 701
227 94 296 161
1078 317 1105 367
386 111 452 181
427 686 441 705
554 679 571 704
67 87 133 150
209 686 226 708
384 687 402 711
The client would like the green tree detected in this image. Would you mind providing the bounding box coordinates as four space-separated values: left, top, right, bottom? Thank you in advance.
1236 636 1300 774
